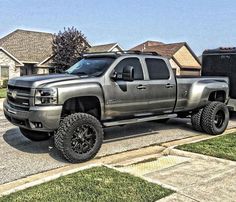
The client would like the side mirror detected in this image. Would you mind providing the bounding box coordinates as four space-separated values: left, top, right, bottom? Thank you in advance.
110 71 118 80
122 66 134 81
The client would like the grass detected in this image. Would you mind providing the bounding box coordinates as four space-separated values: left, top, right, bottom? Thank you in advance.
0 166 173 202
177 133 236 161
0 88 6 98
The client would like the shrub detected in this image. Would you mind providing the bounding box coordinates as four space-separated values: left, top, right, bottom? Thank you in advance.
2 79 8 88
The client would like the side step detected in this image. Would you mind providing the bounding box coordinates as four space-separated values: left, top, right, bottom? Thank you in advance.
103 114 177 127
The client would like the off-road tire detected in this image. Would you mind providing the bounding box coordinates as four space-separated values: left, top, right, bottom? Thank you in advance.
201 101 229 135
54 113 103 163
191 109 203 132
20 128 51 141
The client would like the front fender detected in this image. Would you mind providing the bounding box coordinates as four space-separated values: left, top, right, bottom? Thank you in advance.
57 83 105 119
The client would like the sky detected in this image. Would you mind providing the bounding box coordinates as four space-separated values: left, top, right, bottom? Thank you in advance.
0 0 236 55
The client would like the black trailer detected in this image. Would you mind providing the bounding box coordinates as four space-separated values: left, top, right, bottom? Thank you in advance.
202 47 236 110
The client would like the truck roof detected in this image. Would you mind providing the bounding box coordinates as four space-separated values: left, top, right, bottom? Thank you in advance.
83 50 161 58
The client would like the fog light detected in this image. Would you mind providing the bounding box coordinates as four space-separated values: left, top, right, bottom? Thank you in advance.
33 122 43 128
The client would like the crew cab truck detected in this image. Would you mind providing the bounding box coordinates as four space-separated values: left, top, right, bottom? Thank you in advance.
4 51 230 163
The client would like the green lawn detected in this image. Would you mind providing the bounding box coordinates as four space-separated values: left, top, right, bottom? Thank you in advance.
0 166 173 202
0 88 6 98
177 133 236 161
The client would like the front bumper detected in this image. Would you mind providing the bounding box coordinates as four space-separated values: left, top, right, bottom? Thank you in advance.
3 99 62 132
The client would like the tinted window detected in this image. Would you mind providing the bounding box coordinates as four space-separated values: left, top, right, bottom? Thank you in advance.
66 57 115 77
115 58 143 80
145 58 170 80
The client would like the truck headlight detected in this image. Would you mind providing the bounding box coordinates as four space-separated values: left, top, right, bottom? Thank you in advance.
35 88 58 105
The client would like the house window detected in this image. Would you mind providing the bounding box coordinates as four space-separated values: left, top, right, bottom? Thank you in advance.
0 66 9 79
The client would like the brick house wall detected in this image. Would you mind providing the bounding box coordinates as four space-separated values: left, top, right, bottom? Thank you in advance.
0 50 20 83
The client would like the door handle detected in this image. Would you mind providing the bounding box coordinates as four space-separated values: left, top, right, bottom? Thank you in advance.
137 85 147 90
166 83 174 88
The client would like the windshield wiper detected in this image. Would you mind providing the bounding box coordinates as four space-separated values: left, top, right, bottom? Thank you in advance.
69 71 88 76
76 71 88 75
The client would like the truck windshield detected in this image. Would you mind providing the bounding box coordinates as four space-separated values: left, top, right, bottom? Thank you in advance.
66 57 115 77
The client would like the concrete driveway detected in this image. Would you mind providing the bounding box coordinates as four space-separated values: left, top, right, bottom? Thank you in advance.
0 109 236 185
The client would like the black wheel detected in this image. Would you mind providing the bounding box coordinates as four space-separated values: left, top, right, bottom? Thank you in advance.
19 128 51 141
201 102 229 135
54 113 103 163
191 109 203 132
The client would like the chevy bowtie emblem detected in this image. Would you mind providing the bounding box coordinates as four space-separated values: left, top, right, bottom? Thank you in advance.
11 91 17 99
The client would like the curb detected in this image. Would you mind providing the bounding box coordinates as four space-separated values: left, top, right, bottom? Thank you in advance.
168 148 236 165
163 128 236 164
161 127 236 149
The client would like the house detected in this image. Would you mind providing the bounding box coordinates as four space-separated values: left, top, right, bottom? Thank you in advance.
130 41 201 76
89 43 123 53
0 29 55 82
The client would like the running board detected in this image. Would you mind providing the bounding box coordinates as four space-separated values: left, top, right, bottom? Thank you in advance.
103 114 177 127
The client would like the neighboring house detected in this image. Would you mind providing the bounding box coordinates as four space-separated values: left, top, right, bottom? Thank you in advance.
89 43 123 53
0 29 54 82
130 41 201 76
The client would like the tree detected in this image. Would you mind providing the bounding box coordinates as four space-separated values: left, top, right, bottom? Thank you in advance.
52 27 90 72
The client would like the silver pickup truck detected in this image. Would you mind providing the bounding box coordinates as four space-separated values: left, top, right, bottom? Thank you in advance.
4 51 230 163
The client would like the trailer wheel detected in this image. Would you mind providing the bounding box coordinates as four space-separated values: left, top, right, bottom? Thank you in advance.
201 102 229 135
54 113 103 163
191 109 203 132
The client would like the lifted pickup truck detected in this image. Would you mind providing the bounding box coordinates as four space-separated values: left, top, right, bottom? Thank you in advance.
4 51 230 163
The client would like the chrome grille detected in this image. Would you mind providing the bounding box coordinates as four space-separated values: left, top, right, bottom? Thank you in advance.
7 85 31 110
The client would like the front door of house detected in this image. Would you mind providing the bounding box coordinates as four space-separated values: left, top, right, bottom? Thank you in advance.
20 64 34 76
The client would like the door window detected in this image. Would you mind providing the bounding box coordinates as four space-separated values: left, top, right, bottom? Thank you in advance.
115 57 143 80
145 58 170 80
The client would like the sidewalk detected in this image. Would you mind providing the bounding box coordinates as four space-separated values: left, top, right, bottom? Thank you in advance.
0 99 4 111
112 131 236 202
116 152 236 202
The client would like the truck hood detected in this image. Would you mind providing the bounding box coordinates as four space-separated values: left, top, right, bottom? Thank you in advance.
8 74 79 88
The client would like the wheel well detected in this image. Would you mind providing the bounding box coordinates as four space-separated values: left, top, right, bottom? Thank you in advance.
61 96 101 120
208 91 226 103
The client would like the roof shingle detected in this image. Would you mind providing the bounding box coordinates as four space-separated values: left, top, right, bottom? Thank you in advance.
0 29 53 63
88 43 118 53
131 40 165 51
131 41 185 58
144 43 185 58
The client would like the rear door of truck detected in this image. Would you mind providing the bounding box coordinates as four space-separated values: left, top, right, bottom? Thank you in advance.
143 57 177 114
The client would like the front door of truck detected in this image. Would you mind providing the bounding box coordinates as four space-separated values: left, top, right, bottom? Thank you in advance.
145 58 176 114
103 57 149 119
